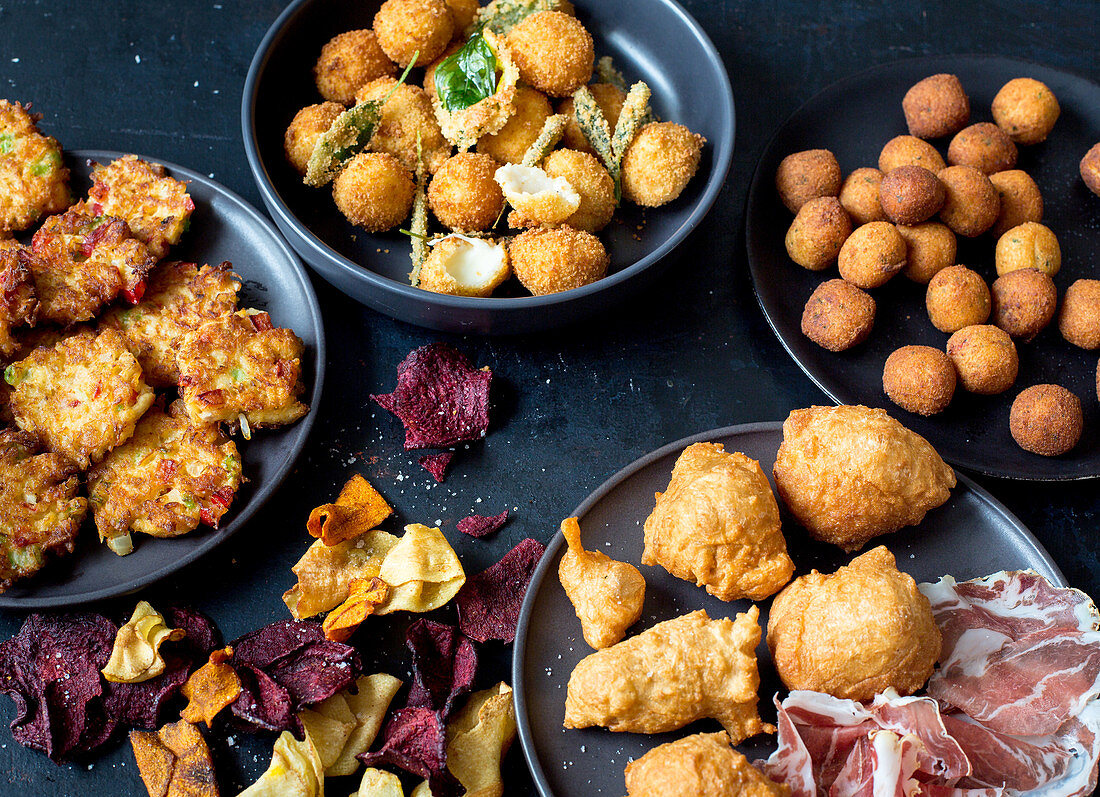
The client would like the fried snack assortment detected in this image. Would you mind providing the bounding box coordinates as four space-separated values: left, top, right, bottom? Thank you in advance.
624 732 789 797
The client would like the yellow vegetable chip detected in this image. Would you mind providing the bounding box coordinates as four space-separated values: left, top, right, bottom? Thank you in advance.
446 682 517 797
323 577 390 642
283 529 400 619
299 695 356 771
410 781 433 797
102 601 186 684
238 729 324 797
376 524 465 615
129 719 218 797
180 647 241 728
307 474 393 546
328 673 404 777
354 768 404 797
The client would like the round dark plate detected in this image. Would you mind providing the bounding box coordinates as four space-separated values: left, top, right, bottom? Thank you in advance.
746 55 1100 480
242 0 734 334
512 421 1065 797
0 150 325 610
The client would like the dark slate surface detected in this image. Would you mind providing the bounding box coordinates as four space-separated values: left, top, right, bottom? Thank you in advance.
0 1 1096 794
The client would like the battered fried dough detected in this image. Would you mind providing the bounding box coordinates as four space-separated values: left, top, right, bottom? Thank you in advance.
0 246 38 359
0 100 71 233
624 732 790 797
948 123 1018 175
883 345 956 416
946 324 1019 395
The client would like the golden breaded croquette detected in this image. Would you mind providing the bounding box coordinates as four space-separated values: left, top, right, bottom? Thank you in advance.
1082 143 1100 197
558 83 625 155
506 11 594 98
355 76 451 173
177 310 308 430
314 29 397 105
509 226 608 295
477 85 553 165
785 196 851 271
883 345 956 416
0 427 86 591
0 246 38 359
948 122 1018 174
801 278 875 352
947 324 1019 395
992 78 1060 146
284 102 344 176
878 165 945 225
897 221 956 284
926 265 991 333
428 152 505 232
878 135 946 174
837 221 907 289
621 121 705 207
542 149 615 232
5 328 154 468
902 73 970 139
1058 279 1100 350
417 234 510 297
99 261 240 388
774 149 842 214
444 0 479 35
838 167 887 225
990 169 1043 238
995 221 1060 277
0 101 71 234
991 268 1057 341
332 152 415 232
1010 384 1082 457
373 0 454 68
937 164 1000 237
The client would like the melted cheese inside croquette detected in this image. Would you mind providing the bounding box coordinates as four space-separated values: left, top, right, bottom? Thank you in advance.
543 149 615 232
314 29 397 105
495 163 580 225
332 152 415 232
355 77 451 173
428 153 505 232
505 11 594 97
621 122 706 207
477 86 553 165
285 103 345 176
418 235 510 297
373 0 454 68
509 226 608 296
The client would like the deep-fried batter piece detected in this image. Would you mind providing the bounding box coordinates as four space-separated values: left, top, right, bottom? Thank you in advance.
100 261 240 387
624 732 790 797
0 428 86 592
564 607 772 742
0 244 38 358
0 101 71 233
177 309 308 431
5 328 154 467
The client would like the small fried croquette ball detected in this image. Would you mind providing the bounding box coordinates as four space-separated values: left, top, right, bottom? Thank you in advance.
879 165 945 225
775 149 842 213
418 235 510 297
902 73 970 139
838 167 887 225
837 221 907 289
937 165 1000 237
355 76 451 173
1082 143 1100 196
543 149 616 232
947 324 1019 395
428 152 505 232
948 122 1018 174
800 279 875 352
994 221 1061 278
784 197 852 271
506 11 594 98
332 152 415 232
926 265 990 333
883 346 956 416
373 0 454 67
284 102 344 175
477 86 553 165
314 29 397 105
558 83 625 155
898 221 956 284
990 170 1043 237
991 269 1057 341
878 135 946 174
1010 385 1082 456
509 226 608 295
1059 279 1100 350
621 122 706 208
992 78 1060 145
444 0 479 34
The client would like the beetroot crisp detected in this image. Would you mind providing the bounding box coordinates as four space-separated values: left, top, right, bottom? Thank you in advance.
456 538 546 644
359 706 461 795
419 451 454 483
456 510 509 538
371 343 492 450
404 619 477 717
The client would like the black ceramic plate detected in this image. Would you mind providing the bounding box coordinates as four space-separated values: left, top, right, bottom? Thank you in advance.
746 56 1100 480
512 421 1065 797
242 0 734 334
0 150 325 610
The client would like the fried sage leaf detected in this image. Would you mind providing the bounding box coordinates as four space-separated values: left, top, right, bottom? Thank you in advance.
521 113 568 167
595 55 628 93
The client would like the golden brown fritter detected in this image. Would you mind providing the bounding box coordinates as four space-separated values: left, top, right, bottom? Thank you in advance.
992 78 1060 146
542 148 615 233
902 73 970 139
355 76 451 173
882 345 956 416
417 234 510 297
937 165 999 237
784 196 851 271
838 167 886 225
878 135 945 174
99 261 240 388
926 265 991 333
373 0 454 68
332 152 415 232
1058 279 1100 350
0 245 38 359
428 152 504 232
775 149 842 213
991 268 1057 341
625 732 790 797
314 29 397 105
1009 384 1082 457
506 11 594 98
878 165 945 225
508 225 608 295
837 221 907 289
995 221 1060 277
5 328 154 468
621 122 705 208
0 101 71 233
948 122 1018 175
989 170 1043 238
946 324 1019 395
1082 143 1100 197
897 221 955 284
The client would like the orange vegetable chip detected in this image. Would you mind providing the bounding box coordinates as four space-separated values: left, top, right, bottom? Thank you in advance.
307 474 393 546
323 577 390 642
180 647 241 727
129 719 218 797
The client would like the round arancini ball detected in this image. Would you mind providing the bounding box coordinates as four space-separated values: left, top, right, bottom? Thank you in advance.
314 29 397 105
356 77 451 173
1082 143 1100 196
427 152 505 232
879 165 945 225
543 149 615 232
477 86 553 165
506 11 594 97
509 226 608 295
444 0 480 35
784 197 852 271
800 278 875 352
937 165 1000 237
332 152 415 232
1010 385 1082 456
992 78 1060 145
837 221 907 289
883 345 956 415
990 170 1043 237
838 167 887 225
620 122 706 207
897 221 956 284
991 268 1057 341
994 222 1060 278
558 83 625 155
926 265 991 333
902 73 970 139
878 135 946 174
948 123 1018 174
284 102 344 175
775 149 842 213
1059 279 1100 350
373 0 454 67
947 324 1019 395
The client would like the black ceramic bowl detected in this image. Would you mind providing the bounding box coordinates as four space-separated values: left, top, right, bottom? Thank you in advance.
243 0 734 334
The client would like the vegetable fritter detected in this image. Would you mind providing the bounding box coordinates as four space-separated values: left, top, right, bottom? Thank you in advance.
0 100 71 234
0 244 38 359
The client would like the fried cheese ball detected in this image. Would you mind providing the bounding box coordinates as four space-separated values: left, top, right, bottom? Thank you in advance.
558 83 625 155
1082 143 1100 196
498 162 580 226
373 0 454 68
948 122 1018 174
543 149 616 232
355 76 451 173
284 102 344 176
937 165 1000 237
898 221 956 284
837 221 907 289
506 11 594 98
990 169 1043 237
5 329 154 468
902 73 970 139
926 265 990 333
624 732 789 797
0 100 71 234
621 122 705 208
775 149 842 213
991 268 1057 341
417 235 510 297
801 278 875 352
0 246 38 359
992 78 1060 145
838 167 887 225
946 324 1019 395
477 85 553 165
883 345 956 416
313 29 396 105
784 196 851 271
772 405 956 551
767 546 941 701
878 165 945 225
878 135 946 174
444 0 479 33
332 152 415 232
1059 279 1100 350
509 226 608 295
1009 384 1082 457
995 221 1060 277
428 152 504 232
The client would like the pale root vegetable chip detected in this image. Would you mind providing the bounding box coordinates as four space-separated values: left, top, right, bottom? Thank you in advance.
239 729 325 797
329 673 405 777
307 474 393 547
375 524 466 615
299 695 356 771
129 719 218 797
180 647 241 727
410 782 433 797
323 577 390 642
283 530 400 620
355 768 405 797
445 682 517 797
102 601 186 684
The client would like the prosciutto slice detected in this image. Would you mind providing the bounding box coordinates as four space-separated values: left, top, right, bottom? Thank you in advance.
828 731 922 797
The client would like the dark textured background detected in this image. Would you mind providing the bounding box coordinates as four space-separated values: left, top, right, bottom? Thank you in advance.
0 1 1097 794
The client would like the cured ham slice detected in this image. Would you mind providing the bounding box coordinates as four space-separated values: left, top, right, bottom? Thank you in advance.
828 731 921 797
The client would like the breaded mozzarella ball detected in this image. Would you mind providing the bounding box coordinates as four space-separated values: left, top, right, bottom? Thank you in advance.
284 102 344 175
509 226 608 295
355 76 451 173
621 122 705 207
314 29 397 105
373 0 454 68
506 11 594 97
418 235 511 297
332 152 415 232
428 152 505 232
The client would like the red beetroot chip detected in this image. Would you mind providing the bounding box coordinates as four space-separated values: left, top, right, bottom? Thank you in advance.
230 665 297 734
419 451 454 483
404 619 477 718
456 538 546 643
371 343 492 450
456 510 509 538
358 706 460 794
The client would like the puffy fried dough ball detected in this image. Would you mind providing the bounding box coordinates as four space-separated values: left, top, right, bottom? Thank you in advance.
937 165 1000 237
373 0 454 67
992 78 1060 145
991 268 1057 341
767 546 942 701
926 265 990 333
883 345 956 416
1010 385 1082 456
1082 143 1100 196
543 149 616 232
839 167 887 225
948 122 1018 174
1059 279 1100 350
995 221 1061 277
775 149 842 213
784 197 851 270
621 122 706 207
314 29 397 105
772 405 955 552
506 11 594 97
624 732 789 797
558 83 625 155
509 226 608 295
801 279 876 352
879 165 945 225
428 152 505 232
284 102 344 175
477 85 552 165
898 221 956 284
946 324 1019 395
878 135 946 174
902 73 970 139
356 76 451 173
837 221 907 289
990 170 1043 237
444 0 479 33
331 152 414 232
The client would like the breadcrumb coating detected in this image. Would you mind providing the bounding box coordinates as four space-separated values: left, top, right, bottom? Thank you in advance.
508 225 607 295
314 29 397 105
355 76 451 173
332 152 415 232
373 0 454 68
621 122 704 207
506 11 593 98
284 102 345 176
0 245 38 359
